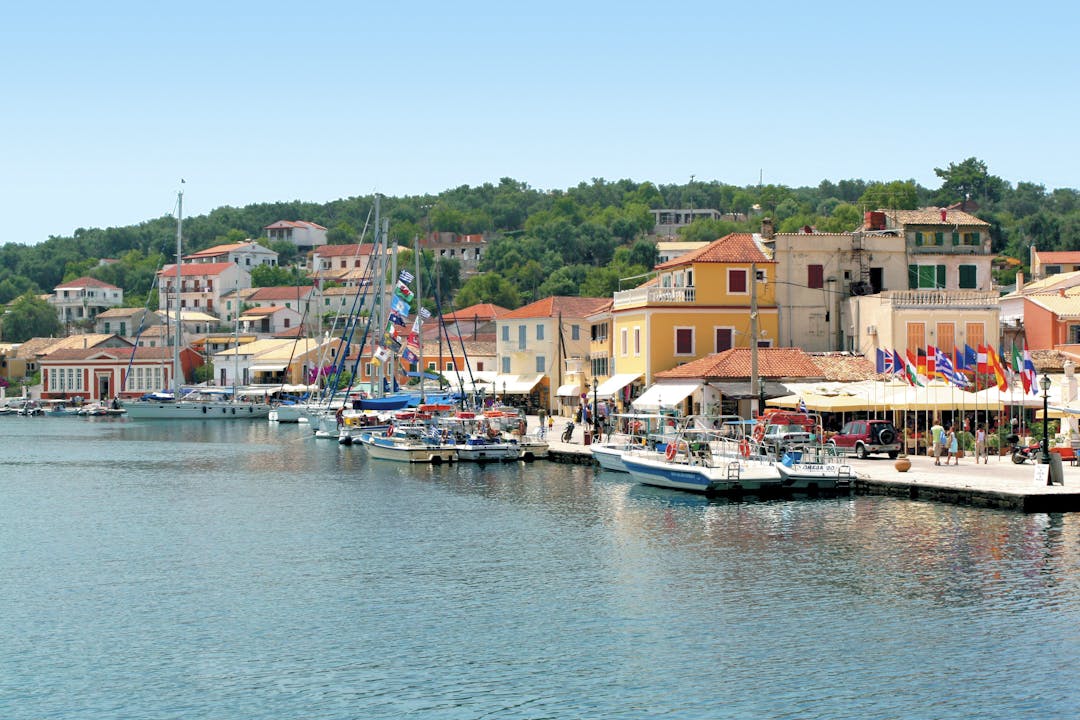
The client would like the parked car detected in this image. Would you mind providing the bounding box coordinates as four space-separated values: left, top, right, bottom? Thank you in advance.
760 423 813 456
827 419 900 459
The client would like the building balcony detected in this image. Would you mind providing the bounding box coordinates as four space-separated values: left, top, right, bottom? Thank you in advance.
613 286 696 309
880 290 998 309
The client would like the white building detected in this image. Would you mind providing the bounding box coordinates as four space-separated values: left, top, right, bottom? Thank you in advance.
50 277 124 325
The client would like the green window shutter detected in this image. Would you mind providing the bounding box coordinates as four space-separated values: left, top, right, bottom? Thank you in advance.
959 265 977 289
918 266 936 288
935 232 944 245
915 232 924 246
936 265 946 287
909 264 919 289
952 231 960 245
970 232 980 245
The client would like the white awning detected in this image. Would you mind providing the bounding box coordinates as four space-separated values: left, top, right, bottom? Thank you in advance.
556 383 582 397
631 382 703 411
489 373 545 394
594 373 642 398
249 364 287 373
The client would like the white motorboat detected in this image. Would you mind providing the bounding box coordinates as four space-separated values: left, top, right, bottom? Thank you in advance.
355 425 457 464
455 434 521 462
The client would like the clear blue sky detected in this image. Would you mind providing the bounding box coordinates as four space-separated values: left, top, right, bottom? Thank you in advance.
2 1 1076 245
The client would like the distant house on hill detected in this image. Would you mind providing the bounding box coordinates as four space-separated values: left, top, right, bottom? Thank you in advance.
185 241 278 269
49 277 124 326
264 220 328 253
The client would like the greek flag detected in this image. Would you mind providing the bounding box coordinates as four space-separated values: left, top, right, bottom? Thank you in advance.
797 398 807 413
428 424 440 439
399 270 414 284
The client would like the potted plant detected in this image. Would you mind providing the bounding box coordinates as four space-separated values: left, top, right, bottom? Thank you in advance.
895 429 911 472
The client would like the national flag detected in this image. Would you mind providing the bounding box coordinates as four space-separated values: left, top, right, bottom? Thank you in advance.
398 270 414 284
411 317 422 333
797 398 807 413
388 311 406 327
395 280 414 300
917 348 927 377
987 345 1008 391
406 331 419 347
926 345 937 378
401 347 419 364
373 346 392 364
390 295 411 316
903 350 924 387
418 306 431 320
384 334 402 352
976 344 988 375
964 344 978 373
1023 344 1038 395
875 348 887 374
892 350 907 380
936 349 969 388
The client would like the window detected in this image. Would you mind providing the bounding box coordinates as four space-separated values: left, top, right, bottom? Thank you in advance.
476 361 485 371
914 232 924 246
715 328 733 352
620 329 628 356
536 356 546 373
807 264 824 289
936 323 955 354
633 328 641 356
966 322 984 350
728 269 747 293
444 362 454 371
908 264 946 289
427 361 436 371
364 363 373 377
571 325 580 341
934 232 944 246
907 322 926 351
536 324 544 341
964 232 980 245
518 325 526 350
104 322 111 333
1070 325 1080 344
502 356 511 373
958 265 977 289
952 231 960 245
675 328 694 355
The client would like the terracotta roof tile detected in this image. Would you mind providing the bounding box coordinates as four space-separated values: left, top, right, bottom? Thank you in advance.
440 303 511 322
881 208 988 227
158 263 235 277
1034 251 1080 264
247 286 317 301
502 296 609 320
312 243 376 257
54 276 120 290
654 233 772 270
654 347 826 380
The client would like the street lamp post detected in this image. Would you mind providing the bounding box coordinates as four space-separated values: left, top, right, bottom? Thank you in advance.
592 377 599 434
1041 374 1052 465
502 381 506 405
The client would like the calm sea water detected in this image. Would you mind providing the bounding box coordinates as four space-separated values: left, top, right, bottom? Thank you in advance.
1 417 1079 719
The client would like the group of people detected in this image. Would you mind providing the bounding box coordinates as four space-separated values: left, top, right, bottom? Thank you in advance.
929 418 990 466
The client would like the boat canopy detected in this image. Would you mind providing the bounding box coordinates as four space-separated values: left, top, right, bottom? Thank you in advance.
631 382 702 411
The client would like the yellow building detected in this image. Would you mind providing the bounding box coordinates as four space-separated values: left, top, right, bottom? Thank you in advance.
611 233 778 387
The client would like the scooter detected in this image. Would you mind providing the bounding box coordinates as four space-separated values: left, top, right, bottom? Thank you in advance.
561 421 575 443
1011 442 1043 464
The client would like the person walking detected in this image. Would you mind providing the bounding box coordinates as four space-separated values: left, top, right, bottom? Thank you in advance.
975 422 988 464
945 425 959 465
930 418 945 466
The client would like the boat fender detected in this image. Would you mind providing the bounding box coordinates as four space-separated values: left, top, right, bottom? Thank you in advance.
232 407 236 415
666 443 677 461
753 425 765 442
202 406 207 414
739 438 751 458
387 425 394 437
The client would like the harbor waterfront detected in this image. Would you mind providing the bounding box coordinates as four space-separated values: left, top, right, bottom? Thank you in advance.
3 418 1080 719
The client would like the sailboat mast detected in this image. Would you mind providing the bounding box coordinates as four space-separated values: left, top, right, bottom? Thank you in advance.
372 195 384 398
173 187 184 397
415 234 424 404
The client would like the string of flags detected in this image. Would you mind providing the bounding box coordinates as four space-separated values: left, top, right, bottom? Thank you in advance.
372 270 427 369
874 342 1037 394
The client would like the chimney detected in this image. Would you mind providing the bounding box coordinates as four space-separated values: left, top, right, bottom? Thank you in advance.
1016 271 1024 292
760 217 775 240
940 208 947 221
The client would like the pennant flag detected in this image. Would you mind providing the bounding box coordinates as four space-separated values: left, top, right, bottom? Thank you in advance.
390 295 411 316
1023 344 1038 395
797 398 807 413
976 344 988 375
398 270 415 284
388 311 406 327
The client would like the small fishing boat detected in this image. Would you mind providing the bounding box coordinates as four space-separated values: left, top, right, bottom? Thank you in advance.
355 424 457 463
455 434 521 462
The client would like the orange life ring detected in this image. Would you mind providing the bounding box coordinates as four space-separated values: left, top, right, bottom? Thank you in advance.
739 438 751 458
665 443 677 461
753 425 765 442
386 425 394 437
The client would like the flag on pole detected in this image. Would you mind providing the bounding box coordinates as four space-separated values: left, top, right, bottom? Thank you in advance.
917 348 928 377
797 398 808 413
935 348 969 388
976 344 988 375
373 346 392 364
395 280 415 301
390 295 411 316
875 348 887 374
401 347 419 364
892 350 907 381
964 344 978 372
398 270 414 284
926 345 937 378
388 311 406 327
987 345 1008 391
1022 343 1038 395
418 306 431 320
904 349 925 387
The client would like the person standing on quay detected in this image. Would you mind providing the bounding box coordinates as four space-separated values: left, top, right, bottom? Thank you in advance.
930 418 945 466
975 422 988 464
945 424 959 465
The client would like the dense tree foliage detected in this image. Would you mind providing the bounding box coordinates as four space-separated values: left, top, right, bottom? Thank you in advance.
2 163 1077 314
2 293 63 341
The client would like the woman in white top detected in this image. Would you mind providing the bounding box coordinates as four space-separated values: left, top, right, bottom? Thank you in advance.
975 423 988 464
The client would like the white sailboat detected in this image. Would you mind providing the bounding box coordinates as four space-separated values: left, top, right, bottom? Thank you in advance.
124 186 272 421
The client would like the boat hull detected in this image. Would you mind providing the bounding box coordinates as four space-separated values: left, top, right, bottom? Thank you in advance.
622 454 783 494
124 401 273 420
357 433 457 463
